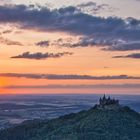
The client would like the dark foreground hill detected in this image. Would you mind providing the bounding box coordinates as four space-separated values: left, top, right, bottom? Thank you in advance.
0 105 140 140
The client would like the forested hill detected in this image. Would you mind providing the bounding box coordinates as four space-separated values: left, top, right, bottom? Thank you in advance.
0 105 140 140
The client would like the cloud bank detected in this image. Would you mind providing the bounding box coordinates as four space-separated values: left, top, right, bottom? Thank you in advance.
0 4 139 51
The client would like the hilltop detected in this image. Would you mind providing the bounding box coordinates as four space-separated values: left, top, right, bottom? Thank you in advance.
0 96 140 140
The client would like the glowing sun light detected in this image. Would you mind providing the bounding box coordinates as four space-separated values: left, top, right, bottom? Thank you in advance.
0 78 7 87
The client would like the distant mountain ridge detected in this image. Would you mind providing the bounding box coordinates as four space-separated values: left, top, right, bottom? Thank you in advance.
0 96 140 140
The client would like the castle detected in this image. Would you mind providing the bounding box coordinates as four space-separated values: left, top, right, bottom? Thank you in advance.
96 95 119 108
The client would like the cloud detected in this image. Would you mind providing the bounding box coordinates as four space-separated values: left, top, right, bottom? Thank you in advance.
4 84 140 89
45 38 75 48
0 4 139 51
36 37 123 48
104 66 110 69
78 2 107 9
0 73 140 80
54 37 140 52
113 53 140 59
77 2 113 15
0 36 23 45
36 40 50 47
103 41 140 51
2 29 13 34
10 51 73 60
52 37 101 48
69 37 115 48
37 37 140 52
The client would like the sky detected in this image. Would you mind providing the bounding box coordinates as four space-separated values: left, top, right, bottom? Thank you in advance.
0 0 140 94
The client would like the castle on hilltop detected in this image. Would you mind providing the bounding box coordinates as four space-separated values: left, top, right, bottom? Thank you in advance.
98 95 119 107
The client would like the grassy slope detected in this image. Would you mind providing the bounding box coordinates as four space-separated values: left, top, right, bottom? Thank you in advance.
0 106 140 140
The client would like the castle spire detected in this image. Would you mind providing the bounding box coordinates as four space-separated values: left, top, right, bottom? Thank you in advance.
103 94 106 100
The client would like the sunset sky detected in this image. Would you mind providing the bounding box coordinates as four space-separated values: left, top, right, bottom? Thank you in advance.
0 0 140 94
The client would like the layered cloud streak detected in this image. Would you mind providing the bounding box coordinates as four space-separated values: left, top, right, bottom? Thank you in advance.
11 52 73 60
4 84 140 89
1 73 140 80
